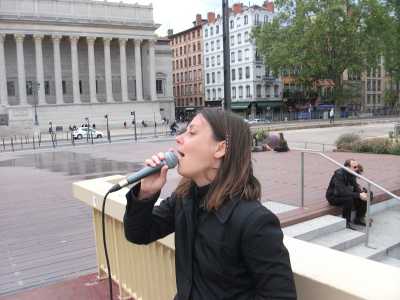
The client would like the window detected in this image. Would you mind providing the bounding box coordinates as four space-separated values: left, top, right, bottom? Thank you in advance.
189 71 192 81
274 85 279 97
254 14 260 25
377 94 381 104
189 57 192 67
244 15 248 25
239 86 243 98
45 81 50 95
212 88 216 100
218 88 222 98
197 42 201 51
206 73 210 84
230 35 234 46
232 69 236 80
232 87 236 98
244 31 249 42
245 66 250 79
245 48 250 60
246 85 251 97
205 28 208 37
7 81 15 96
231 51 235 63
96 80 98 93
377 80 381 91
207 89 211 100
62 80 67 95
198 54 201 64
193 70 197 80
198 69 202 79
217 55 221 65
210 27 214 36
206 43 209 52
206 57 210 67
156 79 163 94
180 47 182 55
211 56 215 67
173 74 175 83
193 56 196 65
236 17 241 28
217 71 221 83
26 81 33 96
211 41 214 51
216 25 219 34
79 80 83 94
184 45 186 54
216 40 220 49
193 43 196 52
212 72 215 83
238 68 243 80
230 20 234 29
238 50 242 62
264 15 269 23
256 85 262 97
237 33 242 44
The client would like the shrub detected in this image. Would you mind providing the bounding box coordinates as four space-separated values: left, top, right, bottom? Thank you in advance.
389 140 400 155
351 138 391 154
335 133 361 151
252 128 269 146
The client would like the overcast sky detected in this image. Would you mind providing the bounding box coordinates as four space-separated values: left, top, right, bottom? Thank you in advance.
106 0 223 36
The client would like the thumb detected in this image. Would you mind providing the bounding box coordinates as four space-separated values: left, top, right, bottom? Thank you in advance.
160 165 169 178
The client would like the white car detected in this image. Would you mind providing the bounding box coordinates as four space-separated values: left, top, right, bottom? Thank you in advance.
73 127 104 139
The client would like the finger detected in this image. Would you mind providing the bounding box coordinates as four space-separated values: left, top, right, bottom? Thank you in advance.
158 152 165 161
145 158 156 168
152 155 161 165
160 165 169 178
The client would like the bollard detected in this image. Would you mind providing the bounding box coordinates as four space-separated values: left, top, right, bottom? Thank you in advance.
91 132 94 144
11 138 14 152
2 138 5 151
33 135 36 150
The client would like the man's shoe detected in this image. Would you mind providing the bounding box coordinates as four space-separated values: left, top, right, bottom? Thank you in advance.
353 217 366 226
346 222 357 230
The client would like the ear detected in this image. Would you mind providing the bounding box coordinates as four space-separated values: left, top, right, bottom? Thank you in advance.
214 140 226 159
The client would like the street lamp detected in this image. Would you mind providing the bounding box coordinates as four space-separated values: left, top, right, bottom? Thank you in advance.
48 121 53 133
130 111 137 141
104 114 111 143
33 82 40 126
85 117 90 142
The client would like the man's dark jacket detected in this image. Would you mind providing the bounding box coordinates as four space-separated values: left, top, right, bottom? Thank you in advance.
326 168 361 202
124 184 297 300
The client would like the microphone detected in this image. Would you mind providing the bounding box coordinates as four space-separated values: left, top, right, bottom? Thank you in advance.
108 151 178 193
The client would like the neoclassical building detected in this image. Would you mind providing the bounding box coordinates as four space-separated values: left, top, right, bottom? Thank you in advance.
0 0 174 129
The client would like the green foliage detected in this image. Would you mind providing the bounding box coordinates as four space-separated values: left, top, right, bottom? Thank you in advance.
384 90 398 108
253 0 395 105
351 138 391 154
335 133 361 150
389 140 400 155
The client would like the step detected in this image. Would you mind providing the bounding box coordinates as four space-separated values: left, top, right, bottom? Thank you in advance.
311 228 366 251
344 243 388 261
283 215 346 241
378 256 400 268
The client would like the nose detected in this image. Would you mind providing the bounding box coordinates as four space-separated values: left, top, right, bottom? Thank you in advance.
176 133 183 144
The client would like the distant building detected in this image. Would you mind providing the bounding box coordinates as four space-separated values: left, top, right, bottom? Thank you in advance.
202 1 282 119
168 15 206 121
0 0 174 129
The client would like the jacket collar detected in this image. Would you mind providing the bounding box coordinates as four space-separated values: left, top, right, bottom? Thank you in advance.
214 196 241 224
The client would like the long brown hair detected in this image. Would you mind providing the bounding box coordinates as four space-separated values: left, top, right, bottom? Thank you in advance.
175 108 261 210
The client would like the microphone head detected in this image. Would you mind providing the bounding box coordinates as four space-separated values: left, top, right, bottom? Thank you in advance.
164 151 179 169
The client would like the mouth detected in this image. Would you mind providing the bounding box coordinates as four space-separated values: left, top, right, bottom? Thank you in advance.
176 150 185 160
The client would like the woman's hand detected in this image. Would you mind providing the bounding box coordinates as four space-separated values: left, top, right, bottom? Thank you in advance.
138 152 169 200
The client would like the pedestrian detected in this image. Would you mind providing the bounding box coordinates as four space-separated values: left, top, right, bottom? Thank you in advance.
273 132 290 152
124 121 127 128
329 108 335 124
326 159 368 229
123 108 297 299
92 123 96 129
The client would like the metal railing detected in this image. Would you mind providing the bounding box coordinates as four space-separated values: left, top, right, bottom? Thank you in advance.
296 148 400 247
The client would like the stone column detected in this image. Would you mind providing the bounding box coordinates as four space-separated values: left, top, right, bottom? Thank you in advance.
134 39 143 101
70 35 81 103
148 39 157 101
33 34 45 105
52 35 63 104
119 38 128 102
87 36 97 102
103 37 113 102
0 34 7 106
15 34 27 105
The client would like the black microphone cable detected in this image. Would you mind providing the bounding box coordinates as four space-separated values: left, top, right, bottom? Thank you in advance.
102 189 113 300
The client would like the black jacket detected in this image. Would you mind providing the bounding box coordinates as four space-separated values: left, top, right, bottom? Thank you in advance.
124 184 297 300
326 168 361 202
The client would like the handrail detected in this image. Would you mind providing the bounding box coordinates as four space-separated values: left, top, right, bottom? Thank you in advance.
293 147 400 248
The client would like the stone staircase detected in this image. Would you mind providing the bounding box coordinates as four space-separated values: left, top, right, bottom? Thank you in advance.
283 201 400 268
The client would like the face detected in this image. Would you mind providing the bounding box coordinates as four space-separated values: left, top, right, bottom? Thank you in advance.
175 114 225 186
349 160 359 172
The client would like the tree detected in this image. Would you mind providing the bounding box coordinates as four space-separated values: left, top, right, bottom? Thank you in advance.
253 0 390 105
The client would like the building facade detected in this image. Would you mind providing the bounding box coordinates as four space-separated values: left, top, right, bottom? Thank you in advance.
203 2 282 119
169 15 205 121
0 0 174 130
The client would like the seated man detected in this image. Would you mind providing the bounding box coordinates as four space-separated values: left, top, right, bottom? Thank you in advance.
326 159 368 228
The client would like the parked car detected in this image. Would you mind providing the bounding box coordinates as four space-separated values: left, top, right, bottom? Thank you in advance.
245 118 272 125
73 127 104 139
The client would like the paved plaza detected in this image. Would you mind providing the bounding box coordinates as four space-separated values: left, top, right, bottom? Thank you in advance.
0 122 399 297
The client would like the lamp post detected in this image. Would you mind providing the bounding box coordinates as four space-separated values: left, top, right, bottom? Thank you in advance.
130 111 137 141
222 0 231 111
104 114 111 143
33 82 40 126
48 121 53 133
85 117 90 142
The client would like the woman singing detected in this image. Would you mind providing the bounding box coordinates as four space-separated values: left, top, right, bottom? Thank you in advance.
124 108 297 300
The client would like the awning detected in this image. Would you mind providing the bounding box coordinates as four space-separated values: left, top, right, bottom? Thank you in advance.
257 101 282 108
231 101 250 110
